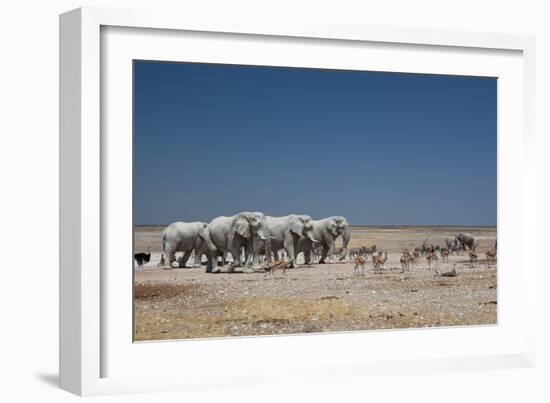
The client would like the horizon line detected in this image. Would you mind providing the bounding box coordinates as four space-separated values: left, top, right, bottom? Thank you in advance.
134 223 497 228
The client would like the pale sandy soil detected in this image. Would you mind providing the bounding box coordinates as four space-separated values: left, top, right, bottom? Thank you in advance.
134 226 497 341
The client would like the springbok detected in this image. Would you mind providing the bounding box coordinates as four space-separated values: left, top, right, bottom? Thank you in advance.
349 247 362 260
440 247 450 263
372 251 388 273
263 259 287 275
469 251 478 268
485 249 497 267
354 255 368 276
425 250 439 274
400 251 414 273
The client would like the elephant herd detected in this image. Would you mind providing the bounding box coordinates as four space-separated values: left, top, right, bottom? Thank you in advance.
420 233 478 255
160 212 351 273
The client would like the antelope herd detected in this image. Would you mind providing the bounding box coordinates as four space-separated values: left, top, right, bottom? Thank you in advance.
349 234 497 277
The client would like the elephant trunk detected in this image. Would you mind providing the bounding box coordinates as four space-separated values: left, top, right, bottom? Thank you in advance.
256 229 273 262
339 226 351 261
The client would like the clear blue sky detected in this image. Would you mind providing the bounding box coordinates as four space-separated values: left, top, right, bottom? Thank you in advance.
134 61 496 226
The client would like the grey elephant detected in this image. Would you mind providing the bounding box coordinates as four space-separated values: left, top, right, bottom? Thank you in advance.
455 233 476 251
203 212 271 273
252 215 319 268
296 216 351 264
444 238 457 250
161 221 208 269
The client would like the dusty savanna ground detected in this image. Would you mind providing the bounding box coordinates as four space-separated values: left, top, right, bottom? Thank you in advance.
134 226 497 341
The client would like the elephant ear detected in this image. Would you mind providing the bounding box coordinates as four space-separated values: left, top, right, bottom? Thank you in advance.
290 216 304 236
328 219 338 236
198 224 208 241
233 216 251 238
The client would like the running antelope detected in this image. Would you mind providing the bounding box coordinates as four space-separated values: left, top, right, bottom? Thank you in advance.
372 251 388 273
354 255 368 276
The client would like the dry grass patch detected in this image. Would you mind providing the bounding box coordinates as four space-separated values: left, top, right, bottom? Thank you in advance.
228 297 358 324
134 282 205 300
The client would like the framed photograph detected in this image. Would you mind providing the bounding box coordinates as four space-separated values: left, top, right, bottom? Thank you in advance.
60 7 536 396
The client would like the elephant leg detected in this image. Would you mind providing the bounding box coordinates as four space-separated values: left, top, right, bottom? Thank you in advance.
319 245 329 264
249 239 258 267
305 249 313 265
229 249 240 268
164 244 176 270
205 246 221 273
193 249 203 267
228 243 242 272
283 238 296 268
328 241 336 262
193 239 205 267
244 247 254 269
245 247 257 272
252 250 261 268
205 250 214 273
220 251 227 266
236 249 241 263
247 239 256 268
214 251 225 271
179 250 192 268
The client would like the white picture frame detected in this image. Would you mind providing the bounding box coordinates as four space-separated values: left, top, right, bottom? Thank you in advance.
59 6 537 396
